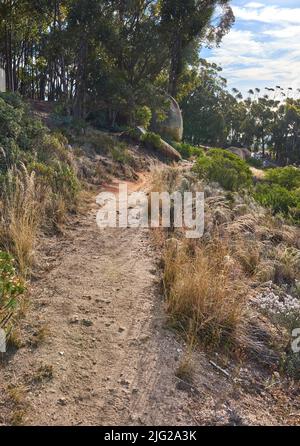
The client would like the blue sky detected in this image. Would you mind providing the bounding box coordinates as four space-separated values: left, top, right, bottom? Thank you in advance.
204 1 300 96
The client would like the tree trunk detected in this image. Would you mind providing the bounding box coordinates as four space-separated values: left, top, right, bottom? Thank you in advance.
168 33 183 98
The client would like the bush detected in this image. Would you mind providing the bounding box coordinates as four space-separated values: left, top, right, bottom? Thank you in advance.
193 148 253 191
175 142 205 159
265 166 300 191
0 251 25 335
0 93 80 271
110 144 134 165
254 183 299 218
247 157 263 169
135 106 152 129
141 131 163 151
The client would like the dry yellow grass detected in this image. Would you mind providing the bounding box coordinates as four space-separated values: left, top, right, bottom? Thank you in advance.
163 238 248 349
0 165 46 276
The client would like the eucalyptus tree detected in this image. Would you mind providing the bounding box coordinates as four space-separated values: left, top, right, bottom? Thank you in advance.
159 0 234 98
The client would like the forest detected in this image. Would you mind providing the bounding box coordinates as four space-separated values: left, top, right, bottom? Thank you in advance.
1 0 299 165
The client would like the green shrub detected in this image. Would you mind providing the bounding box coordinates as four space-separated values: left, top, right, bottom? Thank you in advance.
265 166 300 190
0 94 80 228
0 251 25 334
110 144 134 165
247 157 263 169
193 148 253 191
135 106 152 129
141 131 163 151
174 142 204 159
254 183 298 216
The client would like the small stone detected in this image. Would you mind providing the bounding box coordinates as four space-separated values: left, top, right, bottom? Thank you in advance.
82 319 93 327
57 397 67 406
118 326 126 333
69 315 80 324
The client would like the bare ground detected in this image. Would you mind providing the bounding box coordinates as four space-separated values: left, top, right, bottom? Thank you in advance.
1 176 299 426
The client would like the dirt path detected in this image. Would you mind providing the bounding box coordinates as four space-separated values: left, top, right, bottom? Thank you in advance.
2 174 295 427
0 176 195 426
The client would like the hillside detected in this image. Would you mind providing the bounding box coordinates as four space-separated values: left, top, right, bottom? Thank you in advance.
0 95 300 426
1 0 300 430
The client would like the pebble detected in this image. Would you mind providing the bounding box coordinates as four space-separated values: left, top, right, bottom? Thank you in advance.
57 397 67 406
82 319 93 327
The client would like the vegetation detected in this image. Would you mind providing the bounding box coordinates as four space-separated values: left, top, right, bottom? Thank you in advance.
193 148 253 191
0 93 81 332
152 164 300 368
254 167 300 222
174 142 204 159
164 238 246 349
0 0 233 122
0 251 25 341
182 62 300 165
141 131 163 151
135 106 152 129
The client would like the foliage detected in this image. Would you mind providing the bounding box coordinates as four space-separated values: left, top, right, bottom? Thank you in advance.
265 167 300 191
141 132 163 151
135 106 152 129
194 149 253 191
0 0 234 124
0 251 25 335
254 182 300 221
0 94 80 272
247 157 263 169
181 65 300 165
110 144 134 166
253 166 300 221
174 142 204 159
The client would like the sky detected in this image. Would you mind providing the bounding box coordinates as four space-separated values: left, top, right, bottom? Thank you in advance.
204 1 300 96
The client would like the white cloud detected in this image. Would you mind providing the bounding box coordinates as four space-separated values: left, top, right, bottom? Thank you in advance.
245 2 265 8
206 3 300 94
233 5 300 25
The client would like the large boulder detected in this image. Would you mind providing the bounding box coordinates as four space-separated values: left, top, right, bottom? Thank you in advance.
227 147 251 160
159 138 182 161
154 95 183 142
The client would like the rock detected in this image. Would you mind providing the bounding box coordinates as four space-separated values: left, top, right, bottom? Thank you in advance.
118 326 126 333
57 397 67 406
227 147 251 160
69 315 80 324
81 319 93 327
159 138 182 161
154 95 183 142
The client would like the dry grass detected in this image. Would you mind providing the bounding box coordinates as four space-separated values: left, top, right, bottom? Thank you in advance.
163 238 248 350
149 163 181 194
6 384 28 426
0 165 46 276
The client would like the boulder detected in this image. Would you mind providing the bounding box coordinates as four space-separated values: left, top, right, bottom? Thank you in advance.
159 138 182 161
129 126 182 161
227 147 251 160
154 95 183 142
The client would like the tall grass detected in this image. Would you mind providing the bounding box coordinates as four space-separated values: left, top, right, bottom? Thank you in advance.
0 165 46 276
163 238 247 350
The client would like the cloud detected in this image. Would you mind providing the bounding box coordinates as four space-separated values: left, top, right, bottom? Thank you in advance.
206 2 300 95
245 2 264 8
233 4 300 25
